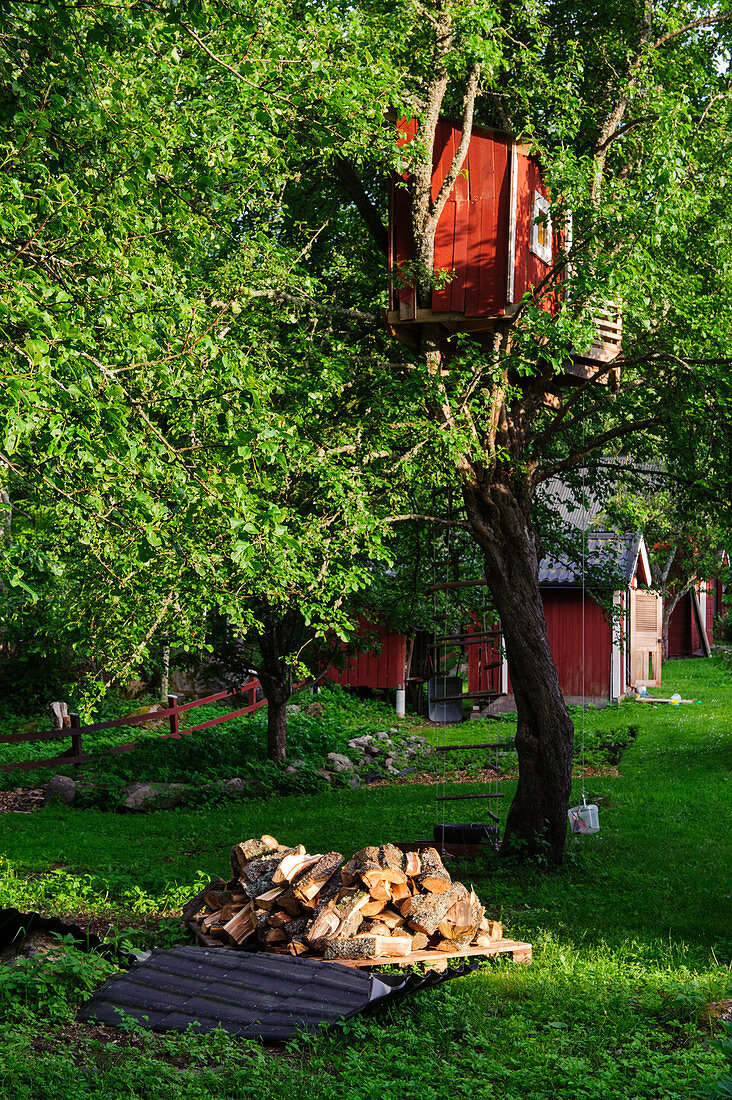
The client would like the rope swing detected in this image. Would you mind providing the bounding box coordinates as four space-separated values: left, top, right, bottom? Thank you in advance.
568 406 600 837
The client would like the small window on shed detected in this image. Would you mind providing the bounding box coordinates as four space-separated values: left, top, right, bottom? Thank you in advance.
530 191 552 264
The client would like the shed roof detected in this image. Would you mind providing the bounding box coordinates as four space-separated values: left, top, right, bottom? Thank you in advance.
539 531 650 589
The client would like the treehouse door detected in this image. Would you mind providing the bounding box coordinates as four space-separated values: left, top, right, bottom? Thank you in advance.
630 589 663 687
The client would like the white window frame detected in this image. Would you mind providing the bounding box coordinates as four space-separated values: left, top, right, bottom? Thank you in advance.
530 190 552 264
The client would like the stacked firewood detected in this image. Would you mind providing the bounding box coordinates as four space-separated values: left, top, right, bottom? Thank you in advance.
183 835 503 961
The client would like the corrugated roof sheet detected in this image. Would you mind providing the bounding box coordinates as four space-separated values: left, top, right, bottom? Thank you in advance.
539 531 642 587
78 946 480 1042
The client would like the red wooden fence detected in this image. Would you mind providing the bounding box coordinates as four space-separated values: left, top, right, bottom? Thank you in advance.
0 680 267 773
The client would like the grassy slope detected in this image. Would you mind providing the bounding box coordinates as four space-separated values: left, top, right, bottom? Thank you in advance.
0 658 730 1099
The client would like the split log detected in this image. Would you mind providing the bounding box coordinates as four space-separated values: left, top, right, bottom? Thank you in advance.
375 909 404 930
273 851 322 884
367 880 392 902
265 927 287 944
239 855 287 899
415 848 452 894
268 910 293 928
476 919 503 943
223 906 255 946
361 898 388 917
201 910 222 931
405 851 421 877
283 917 310 942
379 844 406 873
411 932 429 951
292 852 343 902
182 876 226 926
306 905 341 944
350 847 381 880
289 938 309 956
275 887 305 915
254 886 285 910
230 835 285 878
333 890 370 938
324 933 412 961
324 936 380 961
390 880 411 903
363 920 391 937
402 883 469 936
340 855 358 886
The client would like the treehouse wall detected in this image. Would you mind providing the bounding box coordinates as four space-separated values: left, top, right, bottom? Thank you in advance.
389 119 554 321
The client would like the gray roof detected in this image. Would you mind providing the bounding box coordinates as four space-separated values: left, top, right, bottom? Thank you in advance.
539 531 644 588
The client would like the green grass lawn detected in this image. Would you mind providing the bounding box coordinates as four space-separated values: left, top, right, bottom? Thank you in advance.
0 658 730 1099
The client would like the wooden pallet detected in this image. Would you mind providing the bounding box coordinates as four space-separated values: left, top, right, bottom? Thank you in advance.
335 938 532 971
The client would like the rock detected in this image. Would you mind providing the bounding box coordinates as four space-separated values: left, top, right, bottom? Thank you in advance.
43 775 76 805
326 752 354 773
121 782 187 811
305 702 325 717
347 776 361 789
288 759 307 769
287 704 301 714
316 770 333 784
120 679 150 699
218 778 245 792
347 736 372 750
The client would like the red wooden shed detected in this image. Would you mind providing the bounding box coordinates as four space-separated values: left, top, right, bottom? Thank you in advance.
667 576 725 658
469 532 659 705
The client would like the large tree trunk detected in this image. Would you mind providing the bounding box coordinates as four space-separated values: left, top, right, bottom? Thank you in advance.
463 478 574 865
257 668 291 763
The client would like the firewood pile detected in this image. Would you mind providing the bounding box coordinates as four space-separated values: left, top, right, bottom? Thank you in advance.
183 835 503 962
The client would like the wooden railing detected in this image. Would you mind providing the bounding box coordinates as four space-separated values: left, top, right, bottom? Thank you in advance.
0 680 267 772
581 301 622 364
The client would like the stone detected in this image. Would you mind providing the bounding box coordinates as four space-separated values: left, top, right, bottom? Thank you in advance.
305 702 325 717
287 704 301 714
43 775 76 805
218 778 245 792
121 782 187 811
326 752 354 773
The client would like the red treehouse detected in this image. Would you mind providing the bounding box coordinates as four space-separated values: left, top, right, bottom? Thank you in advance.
387 117 621 382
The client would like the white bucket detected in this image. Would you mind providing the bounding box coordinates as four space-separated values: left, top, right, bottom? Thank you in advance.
568 803 600 835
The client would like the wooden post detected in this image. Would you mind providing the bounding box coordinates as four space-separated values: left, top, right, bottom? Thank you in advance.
167 694 179 737
69 713 82 762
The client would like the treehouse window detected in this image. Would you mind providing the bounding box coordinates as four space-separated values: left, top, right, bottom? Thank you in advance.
530 191 552 264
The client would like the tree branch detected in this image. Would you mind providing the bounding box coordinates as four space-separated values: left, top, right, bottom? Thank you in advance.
247 288 377 323
333 157 388 255
535 415 665 484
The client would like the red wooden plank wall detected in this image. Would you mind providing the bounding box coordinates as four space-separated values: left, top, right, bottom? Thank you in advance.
667 595 688 658
466 628 502 695
502 592 611 698
431 122 511 317
329 621 407 691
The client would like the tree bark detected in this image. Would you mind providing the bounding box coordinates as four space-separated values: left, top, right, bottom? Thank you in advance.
265 691 289 763
462 477 574 865
257 661 291 763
